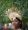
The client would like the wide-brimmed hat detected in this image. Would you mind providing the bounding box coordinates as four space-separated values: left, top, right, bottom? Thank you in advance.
9 12 22 21
6 7 22 21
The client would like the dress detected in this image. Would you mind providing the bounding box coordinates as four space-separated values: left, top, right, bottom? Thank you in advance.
17 29 21 30
3 27 8 30
14 29 21 30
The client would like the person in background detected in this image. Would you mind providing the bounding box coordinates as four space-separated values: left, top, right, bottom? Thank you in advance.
12 17 22 30
8 23 13 28
0 23 2 30
3 24 8 30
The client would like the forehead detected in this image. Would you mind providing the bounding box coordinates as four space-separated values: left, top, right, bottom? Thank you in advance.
12 19 19 22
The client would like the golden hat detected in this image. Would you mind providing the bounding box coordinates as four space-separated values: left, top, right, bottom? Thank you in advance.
6 7 22 21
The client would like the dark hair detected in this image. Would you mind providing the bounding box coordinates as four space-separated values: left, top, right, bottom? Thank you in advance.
16 17 21 21
16 17 22 29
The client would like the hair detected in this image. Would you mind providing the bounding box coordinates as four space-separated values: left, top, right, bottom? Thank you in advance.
15 17 22 29
16 17 21 22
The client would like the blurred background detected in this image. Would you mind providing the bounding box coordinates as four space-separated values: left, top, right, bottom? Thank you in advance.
0 0 28 30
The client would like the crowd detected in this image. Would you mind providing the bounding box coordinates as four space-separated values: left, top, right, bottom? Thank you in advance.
0 17 28 30
0 23 28 30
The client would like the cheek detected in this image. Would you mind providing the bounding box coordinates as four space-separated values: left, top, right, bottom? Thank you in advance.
12 22 18 26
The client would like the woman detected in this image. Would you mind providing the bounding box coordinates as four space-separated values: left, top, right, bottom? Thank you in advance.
12 17 22 30
3 24 8 30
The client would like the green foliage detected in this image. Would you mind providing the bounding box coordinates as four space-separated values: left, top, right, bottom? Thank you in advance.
14 0 28 23
0 0 14 23
0 0 28 23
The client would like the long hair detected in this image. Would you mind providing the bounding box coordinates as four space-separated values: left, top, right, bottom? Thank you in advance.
15 17 22 29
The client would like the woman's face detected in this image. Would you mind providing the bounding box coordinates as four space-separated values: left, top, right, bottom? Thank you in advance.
12 18 22 29
12 19 19 29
